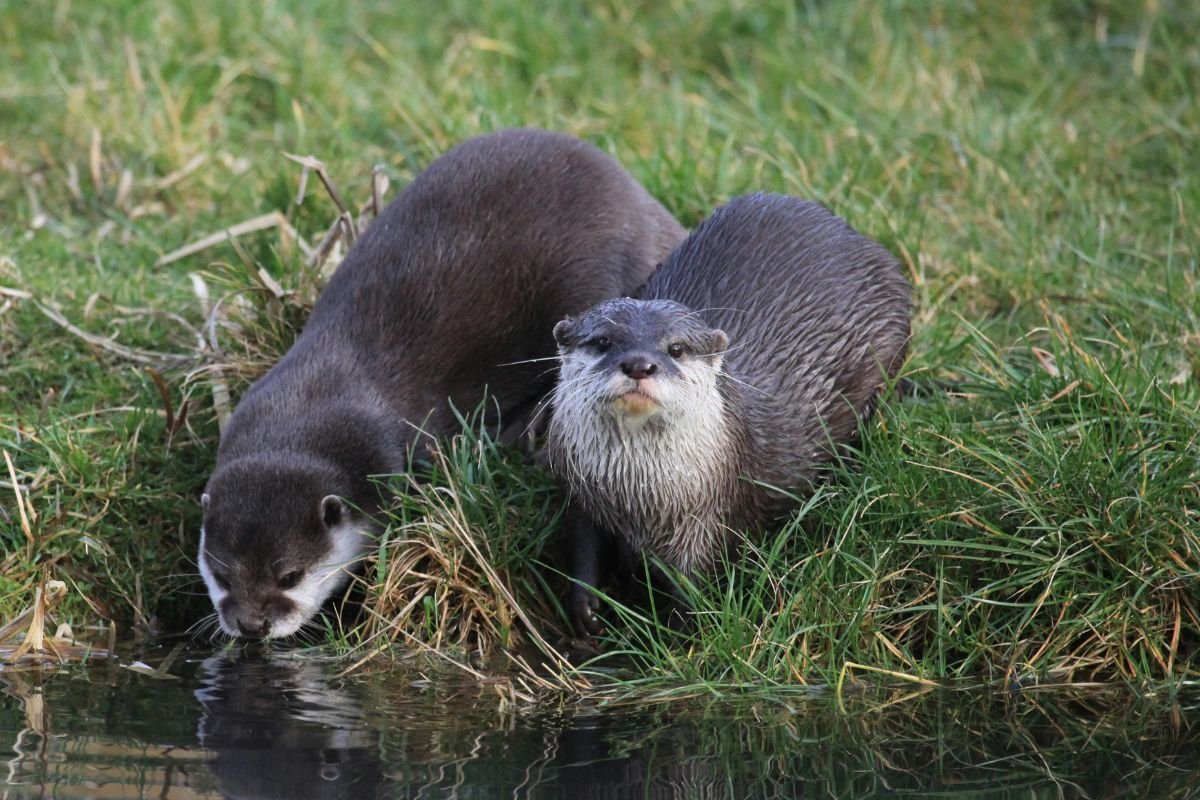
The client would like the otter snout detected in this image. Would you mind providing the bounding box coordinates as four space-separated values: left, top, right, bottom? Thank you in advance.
609 354 665 419
235 614 271 640
218 588 301 640
620 354 659 380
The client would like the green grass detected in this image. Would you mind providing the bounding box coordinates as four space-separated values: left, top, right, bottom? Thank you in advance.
1 0 1197 690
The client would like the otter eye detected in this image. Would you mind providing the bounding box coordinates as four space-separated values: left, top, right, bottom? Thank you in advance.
667 343 685 359
278 570 304 590
590 336 612 353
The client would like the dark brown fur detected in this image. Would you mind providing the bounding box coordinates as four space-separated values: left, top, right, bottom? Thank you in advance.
548 193 911 635
200 128 685 639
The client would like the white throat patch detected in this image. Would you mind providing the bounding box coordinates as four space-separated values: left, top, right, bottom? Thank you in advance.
198 526 228 607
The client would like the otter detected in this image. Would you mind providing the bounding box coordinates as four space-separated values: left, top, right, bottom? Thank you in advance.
199 128 685 640
547 193 911 635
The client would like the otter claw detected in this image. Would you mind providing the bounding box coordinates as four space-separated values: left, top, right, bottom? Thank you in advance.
571 587 606 638
574 607 606 638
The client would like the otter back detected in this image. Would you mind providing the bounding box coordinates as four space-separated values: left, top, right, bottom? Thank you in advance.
642 194 911 498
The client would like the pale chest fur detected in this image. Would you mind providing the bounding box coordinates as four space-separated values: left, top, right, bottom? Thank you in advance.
550 387 739 575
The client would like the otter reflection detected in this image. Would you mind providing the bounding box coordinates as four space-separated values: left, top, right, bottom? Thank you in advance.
194 652 385 800
192 651 745 799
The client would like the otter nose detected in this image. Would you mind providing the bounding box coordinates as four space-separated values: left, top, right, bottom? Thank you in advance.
236 617 271 639
620 357 658 380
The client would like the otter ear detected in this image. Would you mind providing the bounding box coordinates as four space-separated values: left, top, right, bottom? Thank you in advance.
320 495 346 528
552 318 576 348
709 329 729 357
201 492 211 514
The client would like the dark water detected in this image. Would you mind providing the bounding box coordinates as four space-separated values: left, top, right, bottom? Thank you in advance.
1 645 1198 799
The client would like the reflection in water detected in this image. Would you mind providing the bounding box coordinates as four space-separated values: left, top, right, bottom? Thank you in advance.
366 684 1200 798
1 647 1198 798
0 660 215 798
195 652 385 800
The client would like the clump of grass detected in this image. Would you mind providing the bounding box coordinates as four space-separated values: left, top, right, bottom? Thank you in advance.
352 419 569 665
180 156 387 429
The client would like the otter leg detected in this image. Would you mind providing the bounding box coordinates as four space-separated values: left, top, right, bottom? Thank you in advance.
565 504 611 638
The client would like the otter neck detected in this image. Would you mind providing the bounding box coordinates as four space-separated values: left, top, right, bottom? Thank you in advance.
559 375 749 575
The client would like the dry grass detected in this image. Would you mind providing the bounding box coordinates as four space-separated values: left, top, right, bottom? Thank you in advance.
350 434 590 694
0 577 111 666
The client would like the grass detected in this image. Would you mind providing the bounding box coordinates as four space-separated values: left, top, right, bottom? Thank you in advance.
1 0 1197 692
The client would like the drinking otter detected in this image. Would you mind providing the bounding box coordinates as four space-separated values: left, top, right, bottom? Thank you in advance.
547 193 911 635
199 128 685 639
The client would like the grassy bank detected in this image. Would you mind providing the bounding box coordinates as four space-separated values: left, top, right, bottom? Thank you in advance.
1 0 1197 689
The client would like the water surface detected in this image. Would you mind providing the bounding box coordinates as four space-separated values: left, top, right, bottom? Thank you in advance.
2 645 1197 798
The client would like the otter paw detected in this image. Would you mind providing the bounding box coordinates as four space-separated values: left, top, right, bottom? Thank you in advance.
570 586 606 638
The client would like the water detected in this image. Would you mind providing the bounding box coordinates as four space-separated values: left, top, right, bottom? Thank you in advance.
2 645 1197 799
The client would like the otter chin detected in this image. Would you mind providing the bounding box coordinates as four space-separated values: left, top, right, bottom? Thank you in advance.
612 387 661 416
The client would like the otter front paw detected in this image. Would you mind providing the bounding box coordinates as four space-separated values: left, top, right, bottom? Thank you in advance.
570 584 606 638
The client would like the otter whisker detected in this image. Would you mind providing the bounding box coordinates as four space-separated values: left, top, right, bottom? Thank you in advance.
203 549 233 571
686 306 751 317
494 355 562 367
518 369 601 439
187 612 225 643
532 364 563 381
721 372 773 398
517 394 556 440
285 621 318 645
184 614 213 637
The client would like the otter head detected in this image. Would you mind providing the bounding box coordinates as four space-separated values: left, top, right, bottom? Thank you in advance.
552 297 729 432
199 457 376 640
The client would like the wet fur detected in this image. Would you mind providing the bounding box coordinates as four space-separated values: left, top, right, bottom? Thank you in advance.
200 128 685 639
548 193 911 632
551 301 737 574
